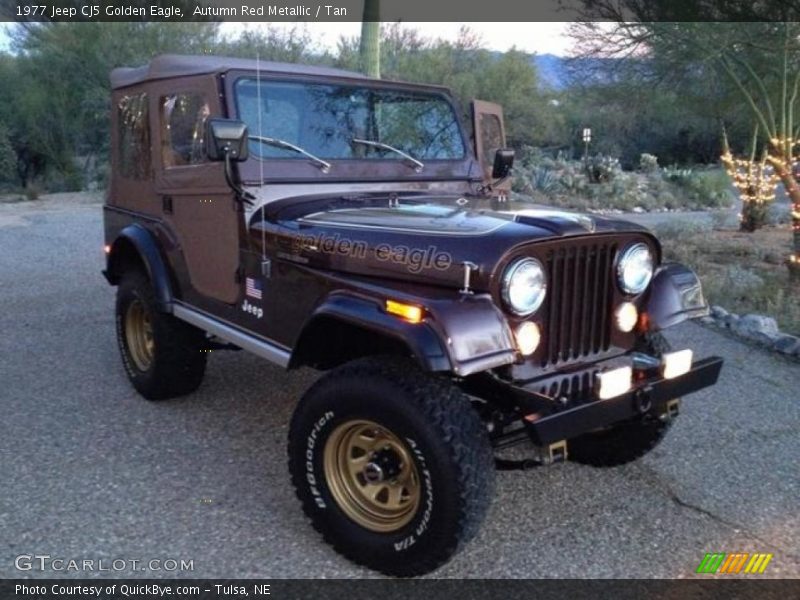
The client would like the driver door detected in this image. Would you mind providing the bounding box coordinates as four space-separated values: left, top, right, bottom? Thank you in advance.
152 75 241 304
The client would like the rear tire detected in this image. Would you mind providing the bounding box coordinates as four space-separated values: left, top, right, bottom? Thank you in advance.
288 357 495 576
568 332 674 468
115 270 207 400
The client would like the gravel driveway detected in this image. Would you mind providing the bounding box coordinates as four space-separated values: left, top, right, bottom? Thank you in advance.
1 195 798 579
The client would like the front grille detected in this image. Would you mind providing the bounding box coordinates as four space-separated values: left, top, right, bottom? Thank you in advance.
534 369 599 404
542 241 617 367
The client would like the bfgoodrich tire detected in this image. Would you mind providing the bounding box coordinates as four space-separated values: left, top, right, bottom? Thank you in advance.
568 332 674 467
115 270 207 400
287 357 495 577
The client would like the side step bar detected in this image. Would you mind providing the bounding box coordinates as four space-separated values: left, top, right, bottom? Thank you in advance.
172 303 291 368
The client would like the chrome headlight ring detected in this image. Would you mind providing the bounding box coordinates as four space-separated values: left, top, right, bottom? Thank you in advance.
617 243 654 295
501 257 547 316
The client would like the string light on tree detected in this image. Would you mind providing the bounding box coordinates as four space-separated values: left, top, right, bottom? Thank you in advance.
721 128 780 233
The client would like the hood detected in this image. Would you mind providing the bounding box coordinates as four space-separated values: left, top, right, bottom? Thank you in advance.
250 193 654 290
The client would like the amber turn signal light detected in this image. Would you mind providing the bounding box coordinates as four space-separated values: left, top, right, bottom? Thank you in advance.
385 300 424 324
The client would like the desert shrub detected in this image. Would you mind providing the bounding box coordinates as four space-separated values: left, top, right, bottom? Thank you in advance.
639 153 659 172
662 165 695 184
518 166 561 194
662 167 732 209
585 153 620 183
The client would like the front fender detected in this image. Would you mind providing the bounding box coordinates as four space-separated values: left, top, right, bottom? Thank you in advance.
425 293 517 375
646 263 709 331
291 291 517 375
104 224 174 312
290 292 451 372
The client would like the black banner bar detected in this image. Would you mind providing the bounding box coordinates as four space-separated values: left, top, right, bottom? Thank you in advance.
2 579 800 600
2 0 800 23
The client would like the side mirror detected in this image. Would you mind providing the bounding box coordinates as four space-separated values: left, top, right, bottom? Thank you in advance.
206 118 249 162
491 148 515 179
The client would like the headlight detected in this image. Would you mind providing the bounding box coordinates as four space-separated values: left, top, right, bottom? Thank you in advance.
617 243 654 294
502 258 546 316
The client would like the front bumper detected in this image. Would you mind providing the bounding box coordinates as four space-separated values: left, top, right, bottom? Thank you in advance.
479 354 724 449
524 356 723 444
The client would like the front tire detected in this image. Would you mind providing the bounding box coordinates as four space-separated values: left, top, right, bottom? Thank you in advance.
568 332 675 468
115 270 207 400
288 357 495 576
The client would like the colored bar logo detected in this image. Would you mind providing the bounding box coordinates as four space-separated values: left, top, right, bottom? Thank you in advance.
696 552 773 574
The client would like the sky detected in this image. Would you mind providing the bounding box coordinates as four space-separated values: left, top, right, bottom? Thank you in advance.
221 22 573 55
0 22 573 55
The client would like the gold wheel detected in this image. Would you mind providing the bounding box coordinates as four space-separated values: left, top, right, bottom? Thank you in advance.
124 299 155 372
323 419 421 533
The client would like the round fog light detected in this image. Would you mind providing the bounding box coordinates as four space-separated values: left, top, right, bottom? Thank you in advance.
615 302 638 332
515 322 541 356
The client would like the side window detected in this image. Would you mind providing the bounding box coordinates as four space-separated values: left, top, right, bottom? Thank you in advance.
479 113 503 168
161 93 210 168
117 93 151 180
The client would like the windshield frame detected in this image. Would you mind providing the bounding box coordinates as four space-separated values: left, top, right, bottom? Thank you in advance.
226 71 478 185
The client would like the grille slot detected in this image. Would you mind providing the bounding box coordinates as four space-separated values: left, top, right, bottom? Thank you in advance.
543 242 617 367
536 370 598 404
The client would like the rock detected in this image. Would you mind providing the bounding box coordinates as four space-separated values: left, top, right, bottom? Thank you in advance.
739 314 779 335
773 334 800 355
731 314 780 342
710 305 729 320
632 206 645 213
723 313 740 328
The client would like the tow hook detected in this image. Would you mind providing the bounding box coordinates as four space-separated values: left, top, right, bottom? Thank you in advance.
495 440 568 471
634 385 654 414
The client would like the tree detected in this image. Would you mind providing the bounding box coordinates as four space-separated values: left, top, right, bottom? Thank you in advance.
571 19 800 273
218 25 327 64
0 122 15 184
6 22 220 188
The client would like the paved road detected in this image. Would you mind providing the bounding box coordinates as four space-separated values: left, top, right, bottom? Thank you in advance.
1 197 799 579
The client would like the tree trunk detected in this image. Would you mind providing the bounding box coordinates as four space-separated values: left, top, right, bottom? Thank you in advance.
771 161 800 279
359 0 380 78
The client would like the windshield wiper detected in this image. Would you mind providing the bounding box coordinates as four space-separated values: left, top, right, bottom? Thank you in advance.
351 138 424 173
248 135 332 173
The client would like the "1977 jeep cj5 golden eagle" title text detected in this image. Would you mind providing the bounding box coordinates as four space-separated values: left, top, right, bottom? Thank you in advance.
103 55 723 576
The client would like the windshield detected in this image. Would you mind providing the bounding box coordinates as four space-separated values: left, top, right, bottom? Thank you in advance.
234 79 466 162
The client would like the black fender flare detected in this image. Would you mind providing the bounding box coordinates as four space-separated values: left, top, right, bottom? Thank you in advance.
289 292 452 372
290 291 518 375
646 262 709 331
104 224 174 312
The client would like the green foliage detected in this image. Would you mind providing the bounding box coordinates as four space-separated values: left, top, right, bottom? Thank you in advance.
518 167 561 194
4 22 221 190
585 154 620 183
662 167 732 208
639 153 659 172
217 25 325 64
0 123 15 184
514 148 734 212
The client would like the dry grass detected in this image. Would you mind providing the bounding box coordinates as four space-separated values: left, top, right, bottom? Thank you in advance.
655 222 800 334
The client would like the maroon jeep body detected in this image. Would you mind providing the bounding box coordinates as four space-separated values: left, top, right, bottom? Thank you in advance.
103 54 722 576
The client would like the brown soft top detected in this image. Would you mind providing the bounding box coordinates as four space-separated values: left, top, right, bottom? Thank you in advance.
110 54 370 89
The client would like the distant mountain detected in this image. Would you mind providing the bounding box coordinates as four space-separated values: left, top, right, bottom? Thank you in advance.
532 53 622 90
533 54 570 90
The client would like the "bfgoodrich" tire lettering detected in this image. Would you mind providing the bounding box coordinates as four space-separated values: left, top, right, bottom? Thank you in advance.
306 411 334 508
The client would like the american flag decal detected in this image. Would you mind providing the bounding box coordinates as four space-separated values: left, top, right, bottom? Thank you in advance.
245 277 262 300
